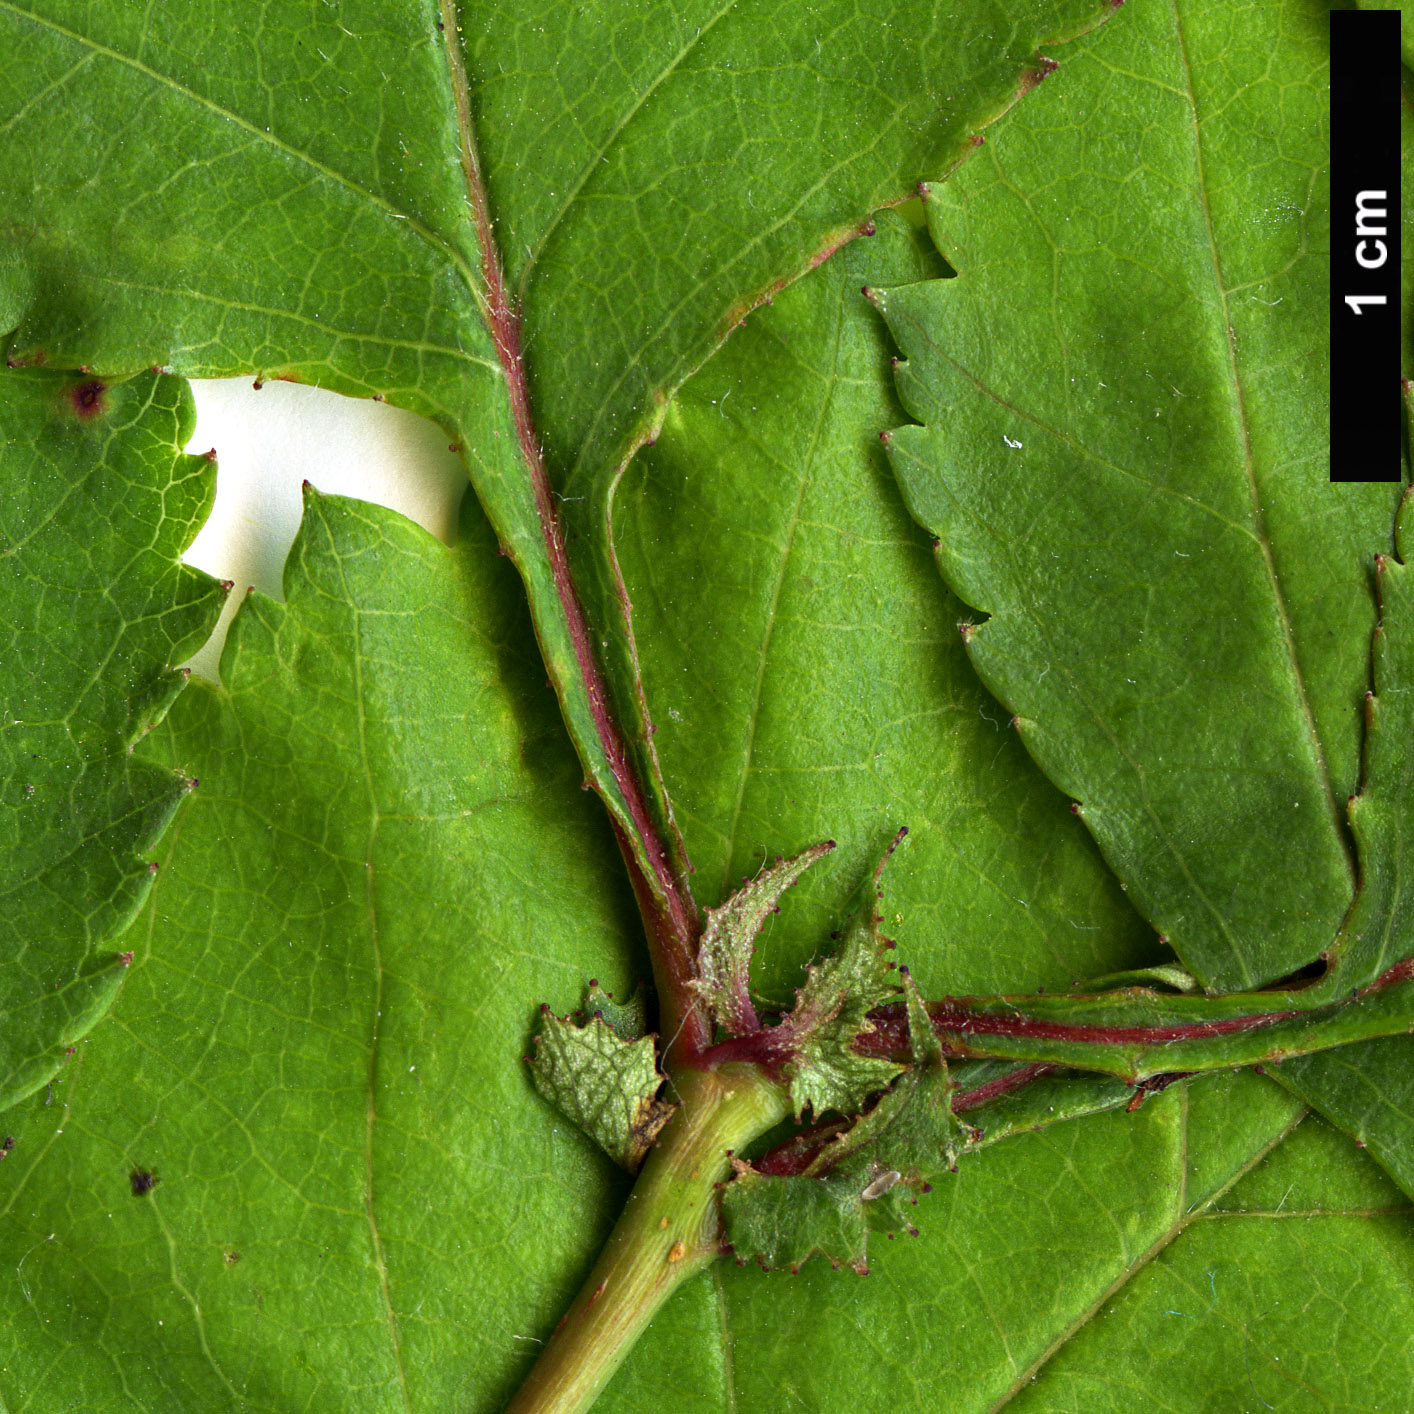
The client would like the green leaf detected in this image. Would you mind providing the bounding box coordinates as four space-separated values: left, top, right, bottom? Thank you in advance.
723 974 966 1273
530 992 676 1173
1278 495 1414 1194
1001 1107 1414 1412
0 484 646 1410
0 368 223 1109
775 837 908 1120
3 0 1413 1409
0 0 1125 907
879 0 1400 994
618 206 1152 1011
693 840 834 1037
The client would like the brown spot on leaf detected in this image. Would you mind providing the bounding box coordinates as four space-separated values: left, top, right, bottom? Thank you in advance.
70 379 107 419
1018 55 1060 95
129 1167 159 1197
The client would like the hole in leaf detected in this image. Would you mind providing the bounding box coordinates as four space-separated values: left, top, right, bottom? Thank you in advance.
180 378 468 681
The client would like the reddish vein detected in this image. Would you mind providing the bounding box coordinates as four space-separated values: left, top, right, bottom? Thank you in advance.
437 2 703 1045
950 1062 1057 1113
854 956 1414 1060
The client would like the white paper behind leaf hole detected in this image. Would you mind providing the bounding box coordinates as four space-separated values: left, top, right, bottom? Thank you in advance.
181 378 467 681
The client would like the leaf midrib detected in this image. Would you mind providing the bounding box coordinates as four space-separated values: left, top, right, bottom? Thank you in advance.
716 299 847 901
334 543 413 1414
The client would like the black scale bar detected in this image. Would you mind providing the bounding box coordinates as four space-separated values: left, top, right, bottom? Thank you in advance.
1330 8 1401 482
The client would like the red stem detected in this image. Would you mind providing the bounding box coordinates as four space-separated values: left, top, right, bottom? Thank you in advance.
854 956 1414 1061
438 2 704 1051
951 1062 1057 1113
854 1002 1303 1056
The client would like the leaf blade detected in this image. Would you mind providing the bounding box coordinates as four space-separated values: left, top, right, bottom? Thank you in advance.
879 0 1395 990
0 368 224 1110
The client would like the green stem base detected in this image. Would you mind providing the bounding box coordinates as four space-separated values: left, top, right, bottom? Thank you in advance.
505 1064 788 1414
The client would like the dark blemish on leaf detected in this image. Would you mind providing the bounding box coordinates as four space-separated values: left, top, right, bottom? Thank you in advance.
1018 56 1060 95
203 447 217 461
130 1167 159 1197
448 443 461 454
118 951 134 966
0 1136 14 1159
70 379 107 419
252 379 264 390
223 1248 241 1266
373 393 386 402
1070 802 1081 814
